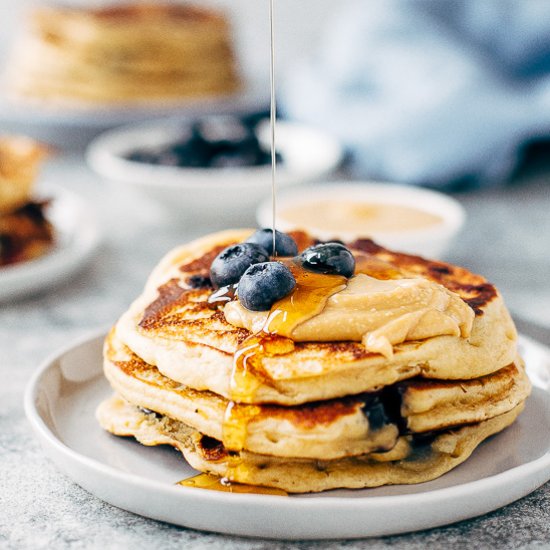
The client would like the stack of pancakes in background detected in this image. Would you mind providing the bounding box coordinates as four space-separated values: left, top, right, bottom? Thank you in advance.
97 229 530 493
5 3 240 103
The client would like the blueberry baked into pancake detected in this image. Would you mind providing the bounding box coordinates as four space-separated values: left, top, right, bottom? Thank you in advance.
97 229 530 493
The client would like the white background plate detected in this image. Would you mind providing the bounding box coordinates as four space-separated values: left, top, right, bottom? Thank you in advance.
0 183 101 301
0 81 269 149
24 333 550 540
0 79 269 127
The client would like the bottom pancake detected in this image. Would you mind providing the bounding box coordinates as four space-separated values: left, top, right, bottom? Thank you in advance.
97 394 524 493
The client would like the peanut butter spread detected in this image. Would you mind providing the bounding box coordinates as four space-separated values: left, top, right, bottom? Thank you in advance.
224 273 474 359
279 200 443 234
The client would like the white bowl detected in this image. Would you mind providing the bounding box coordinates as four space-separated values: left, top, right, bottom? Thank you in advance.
256 182 465 258
86 118 343 222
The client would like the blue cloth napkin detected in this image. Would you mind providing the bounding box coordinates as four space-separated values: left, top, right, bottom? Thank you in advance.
280 0 550 188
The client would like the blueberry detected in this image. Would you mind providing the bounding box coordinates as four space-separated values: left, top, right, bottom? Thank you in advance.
246 229 298 257
300 242 355 278
238 262 296 311
185 274 212 289
210 243 269 288
362 396 389 432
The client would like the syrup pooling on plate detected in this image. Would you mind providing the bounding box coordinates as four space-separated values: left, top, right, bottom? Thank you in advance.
177 473 288 495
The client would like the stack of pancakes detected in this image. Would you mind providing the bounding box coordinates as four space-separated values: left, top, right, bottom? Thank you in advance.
97 229 530 493
0 136 52 266
5 3 240 103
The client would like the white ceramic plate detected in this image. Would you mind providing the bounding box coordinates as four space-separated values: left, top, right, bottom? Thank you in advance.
0 184 100 301
0 81 269 148
0 78 268 127
25 333 550 540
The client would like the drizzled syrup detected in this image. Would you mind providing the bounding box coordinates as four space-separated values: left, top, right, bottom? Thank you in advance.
265 260 347 337
223 400 262 450
219 253 407 463
212 1 286 486
269 0 277 254
177 473 287 495
354 253 403 280
228 332 294 404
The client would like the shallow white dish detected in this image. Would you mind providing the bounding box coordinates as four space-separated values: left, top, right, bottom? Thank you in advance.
257 182 465 258
0 183 100 301
86 119 343 222
0 83 267 127
25 332 550 540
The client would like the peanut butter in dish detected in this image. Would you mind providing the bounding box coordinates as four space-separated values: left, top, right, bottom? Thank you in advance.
279 200 443 234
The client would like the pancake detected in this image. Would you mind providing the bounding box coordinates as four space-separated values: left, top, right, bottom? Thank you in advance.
104 329 398 460
6 3 240 103
104 328 529 459
397 360 530 432
116 229 517 405
97 395 524 493
98 228 529 493
0 135 49 214
0 136 53 266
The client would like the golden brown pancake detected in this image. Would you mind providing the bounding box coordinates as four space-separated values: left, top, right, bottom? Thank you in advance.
5 3 240 103
397 360 530 432
97 395 524 493
116 229 517 405
0 136 52 266
104 329 398 460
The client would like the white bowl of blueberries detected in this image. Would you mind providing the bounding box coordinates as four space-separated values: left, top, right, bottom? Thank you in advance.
86 113 344 223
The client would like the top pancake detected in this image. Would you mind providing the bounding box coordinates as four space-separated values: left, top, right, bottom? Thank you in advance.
116 229 518 405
